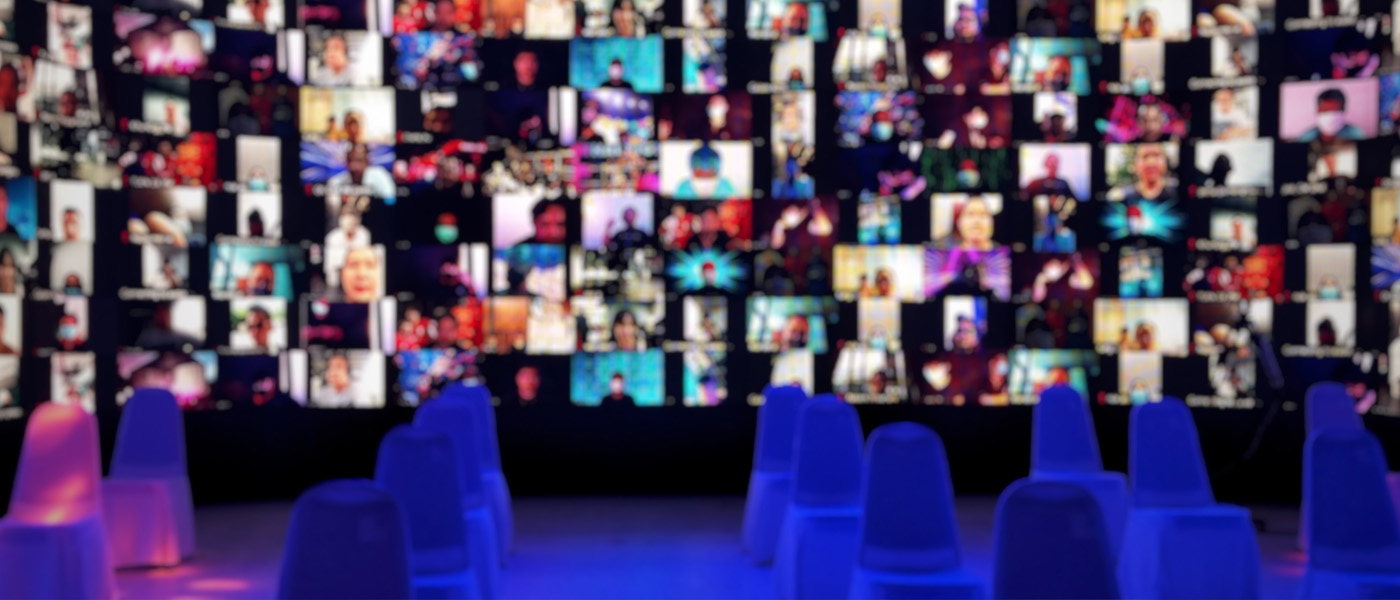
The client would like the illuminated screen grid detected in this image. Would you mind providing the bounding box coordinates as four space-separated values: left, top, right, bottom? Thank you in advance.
0 0 1397 414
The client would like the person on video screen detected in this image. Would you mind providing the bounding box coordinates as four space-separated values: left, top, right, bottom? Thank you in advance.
685 208 733 251
1331 29 1379 79
612 309 642 351
1137 103 1170 143
515 365 541 406
775 313 810 351
1297 88 1365 143
602 372 635 404
61 273 84 296
1025 152 1073 198
778 0 810 38
1212 88 1254 139
702 95 738 140
1120 8 1159 39
601 59 634 90
328 144 396 198
237 305 275 352
513 50 539 90
315 353 356 408
57 313 83 350
1122 143 1175 203
250 370 298 408
315 34 354 86
135 303 200 350
0 64 19 113
950 2 982 42
606 207 654 258
675 145 737 199
937 103 1003 149
518 197 568 245
953 195 996 252
339 245 381 303
0 306 16 355
613 0 645 36
239 261 277 296
0 249 19 295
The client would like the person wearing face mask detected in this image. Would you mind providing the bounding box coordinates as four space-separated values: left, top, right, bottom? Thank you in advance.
602 372 636 404
601 58 634 90
56 313 84 350
1316 274 1344 300
675 145 737 199
868 110 897 144
703 94 735 139
246 165 271 192
1127 378 1153 405
786 67 806 90
1297 89 1364 143
62 272 84 296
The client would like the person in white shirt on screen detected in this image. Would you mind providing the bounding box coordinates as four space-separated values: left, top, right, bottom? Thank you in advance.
1211 88 1254 139
314 353 356 408
328 144 396 198
314 34 355 86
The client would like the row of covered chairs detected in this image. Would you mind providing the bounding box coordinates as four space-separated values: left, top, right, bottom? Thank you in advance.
277 383 514 600
742 382 1400 599
0 389 196 600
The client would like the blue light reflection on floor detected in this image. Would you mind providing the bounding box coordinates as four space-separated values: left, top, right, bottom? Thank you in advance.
115 496 1306 600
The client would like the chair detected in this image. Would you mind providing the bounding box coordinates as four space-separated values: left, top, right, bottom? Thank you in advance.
415 396 501 598
442 382 513 564
1299 429 1400 599
0 403 115 600
1301 382 1400 550
849 422 986 600
742 384 808 565
1118 397 1260 599
1030 385 1128 554
376 425 483 600
992 479 1120 600
103 388 196 568
276 479 413 600
774 394 864 600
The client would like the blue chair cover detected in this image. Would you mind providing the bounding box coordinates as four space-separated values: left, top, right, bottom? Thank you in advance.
413 397 501 598
1299 429 1400 599
442 382 514 563
742 384 808 564
992 479 1119 600
1306 381 1363 435
375 425 481 600
849 422 986 600
1118 398 1260 599
276 479 413 600
774 394 864 600
105 387 197 567
111 388 187 479
1301 381 1373 553
1030 385 1128 554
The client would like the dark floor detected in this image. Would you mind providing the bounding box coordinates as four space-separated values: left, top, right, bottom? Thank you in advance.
115 496 1309 599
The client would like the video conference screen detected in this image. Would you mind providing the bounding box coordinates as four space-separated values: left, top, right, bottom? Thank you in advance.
0 0 1398 416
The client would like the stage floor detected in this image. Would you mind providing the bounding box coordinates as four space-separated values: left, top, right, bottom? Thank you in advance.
116 496 1308 599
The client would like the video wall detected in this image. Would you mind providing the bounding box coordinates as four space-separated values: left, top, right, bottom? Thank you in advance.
0 0 1398 416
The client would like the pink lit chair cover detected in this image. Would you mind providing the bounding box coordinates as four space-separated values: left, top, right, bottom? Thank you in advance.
774 394 864 600
0 402 115 600
1118 397 1260 599
414 395 501 598
1298 429 1400 599
992 479 1119 600
1301 381 1400 552
103 387 196 568
442 382 513 564
742 384 808 565
276 479 413 600
1030 384 1128 555
849 422 986 599
375 425 483 600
